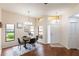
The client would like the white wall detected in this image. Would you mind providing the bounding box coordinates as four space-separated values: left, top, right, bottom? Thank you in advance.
59 11 70 48
0 8 2 55
1 9 36 48
0 28 1 55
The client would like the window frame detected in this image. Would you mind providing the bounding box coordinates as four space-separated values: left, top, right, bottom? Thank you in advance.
29 25 34 36
5 24 15 42
38 26 43 39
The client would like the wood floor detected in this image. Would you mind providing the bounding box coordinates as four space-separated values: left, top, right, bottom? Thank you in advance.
2 43 79 56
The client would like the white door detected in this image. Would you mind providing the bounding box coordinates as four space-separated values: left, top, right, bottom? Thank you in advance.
69 22 78 48
47 23 60 44
47 25 51 43
51 24 56 43
47 24 56 43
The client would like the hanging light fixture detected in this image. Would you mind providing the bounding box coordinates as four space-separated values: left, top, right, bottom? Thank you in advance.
44 3 48 5
48 11 61 24
24 10 32 25
24 10 32 33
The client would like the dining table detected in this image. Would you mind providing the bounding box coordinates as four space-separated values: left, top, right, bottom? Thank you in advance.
22 36 34 49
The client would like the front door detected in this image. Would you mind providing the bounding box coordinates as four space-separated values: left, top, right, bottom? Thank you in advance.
69 22 78 48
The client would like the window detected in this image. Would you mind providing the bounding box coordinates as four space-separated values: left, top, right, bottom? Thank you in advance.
24 22 35 36
5 24 15 42
29 25 34 36
39 26 43 39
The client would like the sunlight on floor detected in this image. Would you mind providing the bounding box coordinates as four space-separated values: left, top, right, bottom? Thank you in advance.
50 43 64 47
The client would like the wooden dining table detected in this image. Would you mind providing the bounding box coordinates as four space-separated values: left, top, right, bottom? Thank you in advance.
22 36 34 49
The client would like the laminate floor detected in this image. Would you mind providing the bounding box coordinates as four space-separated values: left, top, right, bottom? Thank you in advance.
2 43 79 56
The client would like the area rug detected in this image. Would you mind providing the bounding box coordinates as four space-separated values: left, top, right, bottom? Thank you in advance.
4 44 36 56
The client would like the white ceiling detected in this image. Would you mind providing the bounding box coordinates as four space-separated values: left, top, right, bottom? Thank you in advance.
0 3 78 17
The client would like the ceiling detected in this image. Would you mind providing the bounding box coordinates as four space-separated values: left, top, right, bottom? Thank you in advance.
0 3 78 17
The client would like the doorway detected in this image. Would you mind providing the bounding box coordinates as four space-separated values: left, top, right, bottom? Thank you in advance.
47 22 61 44
68 21 78 49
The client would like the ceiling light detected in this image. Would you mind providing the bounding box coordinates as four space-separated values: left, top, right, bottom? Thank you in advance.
44 3 48 5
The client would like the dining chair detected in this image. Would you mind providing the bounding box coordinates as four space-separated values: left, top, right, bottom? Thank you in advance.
29 38 36 47
17 38 24 50
36 35 39 41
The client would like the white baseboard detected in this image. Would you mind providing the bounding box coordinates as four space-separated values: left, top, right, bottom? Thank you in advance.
59 43 70 49
64 47 79 50
65 47 70 49
38 42 79 50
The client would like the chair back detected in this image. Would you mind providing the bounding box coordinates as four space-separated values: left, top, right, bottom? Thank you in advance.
36 35 39 41
29 38 36 44
22 36 27 38
18 38 21 44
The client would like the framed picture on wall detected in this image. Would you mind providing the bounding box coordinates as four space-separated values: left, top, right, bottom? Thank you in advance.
17 23 23 29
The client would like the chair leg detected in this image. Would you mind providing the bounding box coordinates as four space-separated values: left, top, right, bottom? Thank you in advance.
20 45 21 50
32 44 35 47
18 45 22 55
18 45 21 51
